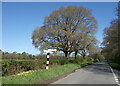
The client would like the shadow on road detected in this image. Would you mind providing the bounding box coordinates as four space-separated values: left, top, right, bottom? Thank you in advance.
83 61 113 75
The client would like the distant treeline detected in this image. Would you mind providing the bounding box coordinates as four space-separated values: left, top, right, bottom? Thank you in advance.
0 50 65 60
0 49 104 60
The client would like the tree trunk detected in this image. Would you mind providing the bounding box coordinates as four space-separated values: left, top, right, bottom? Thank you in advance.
83 54 85 59
75 51 78 59
64 51 68 59
82 50 86 59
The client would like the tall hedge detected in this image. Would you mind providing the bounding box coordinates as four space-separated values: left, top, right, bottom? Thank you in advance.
2 60 60 76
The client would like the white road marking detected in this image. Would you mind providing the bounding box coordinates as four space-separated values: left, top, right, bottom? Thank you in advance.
110 66 120 86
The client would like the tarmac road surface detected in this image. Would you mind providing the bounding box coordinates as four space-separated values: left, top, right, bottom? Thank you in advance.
52 61 119 85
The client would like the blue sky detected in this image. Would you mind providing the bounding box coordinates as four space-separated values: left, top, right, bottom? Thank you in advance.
2 2 117 55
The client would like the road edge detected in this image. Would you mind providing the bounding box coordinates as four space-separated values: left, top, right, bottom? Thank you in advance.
109 64 120 86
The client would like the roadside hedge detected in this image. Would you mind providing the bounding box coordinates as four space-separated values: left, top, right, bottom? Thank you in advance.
2 60 60 76
2 58 101 76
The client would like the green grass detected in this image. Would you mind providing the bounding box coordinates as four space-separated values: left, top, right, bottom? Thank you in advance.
2 59 98 84
2 64 81 84
108 61 120 70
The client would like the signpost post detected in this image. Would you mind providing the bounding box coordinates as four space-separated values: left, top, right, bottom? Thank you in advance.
43 49 57 69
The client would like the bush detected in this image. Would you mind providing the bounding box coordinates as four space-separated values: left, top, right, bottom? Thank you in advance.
59 59 69 65
2 56 100 76
73 57 84 64
80 63 87 67
69 59 74 63
90 52 104 61
110 63 120 70
73 59 80 64
86 60 94 65
95 58 100 62
108 60 120 70
2 59 60 76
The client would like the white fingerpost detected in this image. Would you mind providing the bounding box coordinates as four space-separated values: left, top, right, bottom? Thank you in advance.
47 61 49 64
46 53 50 69
44 49 57 70
46 66 48 70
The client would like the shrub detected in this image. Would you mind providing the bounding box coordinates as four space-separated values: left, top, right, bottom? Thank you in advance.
108 61 120 70
80 63 87 67
73 59 80 64
69 59 74 63
59 59 69 65
73 57 84 64
90 52 104 61
2 60 60 76
95 58 100 62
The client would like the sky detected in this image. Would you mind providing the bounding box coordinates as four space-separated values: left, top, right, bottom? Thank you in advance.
2 2 118 55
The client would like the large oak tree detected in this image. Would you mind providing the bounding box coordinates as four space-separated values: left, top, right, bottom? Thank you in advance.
32 6 97 58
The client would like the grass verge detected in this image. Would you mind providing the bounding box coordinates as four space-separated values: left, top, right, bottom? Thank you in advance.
2 64 80 84
108 60 120 70
2 60 96 84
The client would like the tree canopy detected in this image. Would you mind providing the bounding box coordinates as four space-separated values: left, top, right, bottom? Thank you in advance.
102 2 120 64
32 6 98 58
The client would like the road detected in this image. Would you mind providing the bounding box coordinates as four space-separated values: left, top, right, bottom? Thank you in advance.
52 61 119 85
